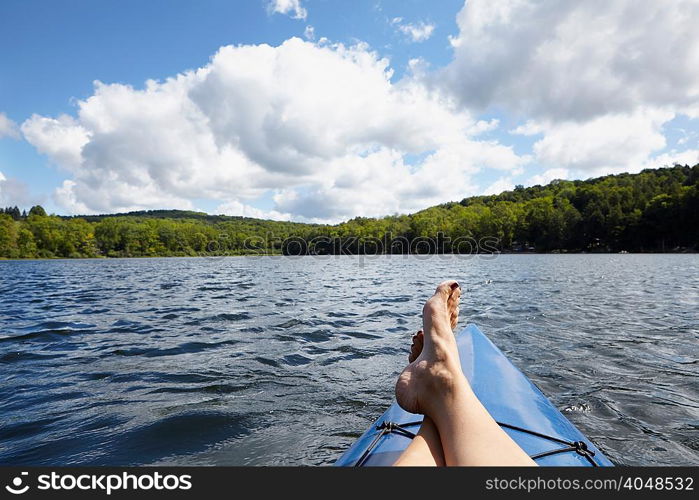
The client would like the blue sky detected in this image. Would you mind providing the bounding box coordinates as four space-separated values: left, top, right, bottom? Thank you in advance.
0 0 697 220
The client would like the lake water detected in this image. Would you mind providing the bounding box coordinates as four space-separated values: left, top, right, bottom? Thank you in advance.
1 254 697 466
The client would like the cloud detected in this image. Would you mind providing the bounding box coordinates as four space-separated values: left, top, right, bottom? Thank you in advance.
23 38 527 220
642 149 699 170
21 114 90 170
676 129 696 147
303 25 315 41
273 143 524 220
0 113 20 139
445 0 699 121
527 168 570 186
531 109 672 174
470 118 499 135
0 171 43 208
522 111 699 179
268 0 307 21
509 120 543 136
483 176 514 195
442 0 699 178
215 200 291 221
391 18 435 43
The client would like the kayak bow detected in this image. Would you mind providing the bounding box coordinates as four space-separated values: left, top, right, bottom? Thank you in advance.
335 324 613 466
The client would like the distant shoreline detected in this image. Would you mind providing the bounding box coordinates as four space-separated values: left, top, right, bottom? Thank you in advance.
2 165 698 259
1 250 697 262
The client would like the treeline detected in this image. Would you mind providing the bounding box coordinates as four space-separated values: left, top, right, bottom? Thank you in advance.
291 164 699 254
0 209 312 259
0 164 697 259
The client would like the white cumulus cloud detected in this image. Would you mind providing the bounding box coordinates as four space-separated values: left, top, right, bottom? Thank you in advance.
527 168 570 187
268 0 307 20
21 114 90 170
215 199 291 221
483 176 514 195
445 0 699 121
509 120 543 137
443 0 699 178
641 150 699 171
531 109 673 175
22 38 527 220
392 18 435 43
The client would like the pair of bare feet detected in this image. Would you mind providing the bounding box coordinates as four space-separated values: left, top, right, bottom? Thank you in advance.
393 280 537 466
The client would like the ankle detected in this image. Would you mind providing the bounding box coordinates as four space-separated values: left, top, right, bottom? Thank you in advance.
421 370 471 416
424 362 468 398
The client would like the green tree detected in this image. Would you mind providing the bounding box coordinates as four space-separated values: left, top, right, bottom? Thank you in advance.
16 227 37 258
29 205 47 217
0 214 18 257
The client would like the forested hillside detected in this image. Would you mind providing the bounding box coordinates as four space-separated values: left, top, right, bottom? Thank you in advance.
1 164 697 258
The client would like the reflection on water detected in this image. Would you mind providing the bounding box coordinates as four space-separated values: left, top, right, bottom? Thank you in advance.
0 254 697 465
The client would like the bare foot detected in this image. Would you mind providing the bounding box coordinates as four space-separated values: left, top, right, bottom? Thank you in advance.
396 281 464 415
408 303 458 362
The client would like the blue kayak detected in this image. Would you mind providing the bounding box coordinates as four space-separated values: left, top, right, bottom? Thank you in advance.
335 324 613 466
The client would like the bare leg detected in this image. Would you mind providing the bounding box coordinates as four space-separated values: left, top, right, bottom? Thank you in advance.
393 416 445 466
395 281 536 466
394 331 444 466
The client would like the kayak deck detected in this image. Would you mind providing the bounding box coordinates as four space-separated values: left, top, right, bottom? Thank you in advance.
335 324 613 466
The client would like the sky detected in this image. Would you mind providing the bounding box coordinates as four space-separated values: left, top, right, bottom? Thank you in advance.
0 0 698 222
